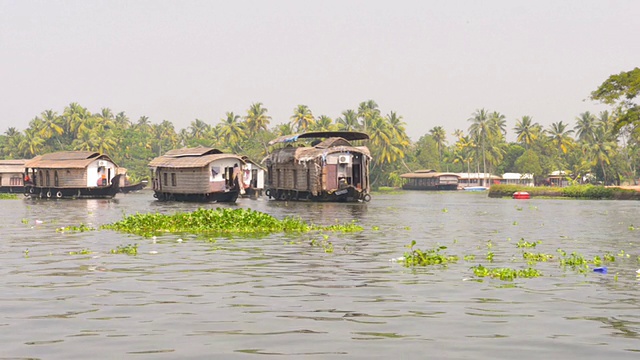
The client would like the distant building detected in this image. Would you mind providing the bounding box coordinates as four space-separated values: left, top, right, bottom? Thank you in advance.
501 173 534 187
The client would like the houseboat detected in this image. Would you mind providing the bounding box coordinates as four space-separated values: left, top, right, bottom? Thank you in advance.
0 159 27 193
23 151 121 199
148 147 245 202
400 170 460 191
240 156 265 198
264 131 371 202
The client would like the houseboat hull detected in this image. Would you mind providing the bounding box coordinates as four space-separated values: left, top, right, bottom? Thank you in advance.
24 174 122 199
265 186 370 203
153 190 239 203
0 185 25 194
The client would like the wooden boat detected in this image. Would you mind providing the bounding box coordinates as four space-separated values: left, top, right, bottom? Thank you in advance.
400 170 460 190
148 147 245 202
0 159 27 193
120 180 148 193
23 151 121 199
264 131 371 202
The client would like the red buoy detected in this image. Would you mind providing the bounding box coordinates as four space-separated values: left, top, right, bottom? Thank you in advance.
512 191 530 199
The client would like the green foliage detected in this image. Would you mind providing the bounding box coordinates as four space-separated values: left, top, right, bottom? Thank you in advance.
102 208 361 238
0 193 19 200
516 238 539 248
56 223 95 232
471 265 542 281
402 240 459 266
69 249 92 255
111 244 138 255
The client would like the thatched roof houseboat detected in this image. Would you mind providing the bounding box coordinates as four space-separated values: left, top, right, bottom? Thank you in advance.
400 170 460 190
0 159 27 193
240 156 266 198
24 151 121 199
148 147 245 202
264 131 371 202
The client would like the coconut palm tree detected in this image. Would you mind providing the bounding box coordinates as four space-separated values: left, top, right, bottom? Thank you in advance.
220 112 246 153
357 100 380 132
429 126 447 162
336 109 360 131
189 119 210 139
245 102 271 137
546 121 575 154
290 105 315 132
310 115 336 131
574 111 597 143
513 115 540 149
468 109 491 183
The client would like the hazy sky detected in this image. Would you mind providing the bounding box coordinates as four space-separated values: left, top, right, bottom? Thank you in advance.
1 0 638 142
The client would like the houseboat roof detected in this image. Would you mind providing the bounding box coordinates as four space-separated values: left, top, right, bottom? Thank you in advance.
400 170 460 179
269 142 370 164
268 131 369 145
502 172 534 180
148 147 243 168
24 151 116 169
0 159 27 173
241 156 266 171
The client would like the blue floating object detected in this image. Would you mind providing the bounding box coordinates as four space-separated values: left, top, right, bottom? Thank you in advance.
593 267 608 274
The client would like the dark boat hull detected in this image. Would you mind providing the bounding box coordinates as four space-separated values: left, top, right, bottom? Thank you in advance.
153 190 239 203
265 186 370 202
120 180 148 193
24 174 122 199
0 186 25 194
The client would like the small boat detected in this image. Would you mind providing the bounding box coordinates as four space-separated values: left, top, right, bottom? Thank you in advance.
24 151 121 199
464 186 488 191
512 191 531 199
120 180 148 193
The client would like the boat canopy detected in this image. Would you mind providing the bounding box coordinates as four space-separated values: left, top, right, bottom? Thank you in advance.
268 131 369 146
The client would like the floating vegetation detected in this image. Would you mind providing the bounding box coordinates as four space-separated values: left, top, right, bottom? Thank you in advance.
56 223 95 233
310 236 334 253
69 249 92 255
0 193 19 200
402 241 459 267
101 208 362 238
471 265 542 281
516 238 540 248
111 244 138 255
522 252 553 264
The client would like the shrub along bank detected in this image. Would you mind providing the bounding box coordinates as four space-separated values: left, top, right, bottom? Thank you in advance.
488 184 640 200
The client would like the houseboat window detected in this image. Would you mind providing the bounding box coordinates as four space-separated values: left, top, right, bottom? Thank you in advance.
39 171 43 186
11 176 22 186
171 173 176 186
293 169 297 189
54 171 59 187
306 168 310 190
277 169 281 187
163 173 168 186
46 171 50 186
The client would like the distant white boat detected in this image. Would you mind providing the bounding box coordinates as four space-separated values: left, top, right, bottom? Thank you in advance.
464 186 488 191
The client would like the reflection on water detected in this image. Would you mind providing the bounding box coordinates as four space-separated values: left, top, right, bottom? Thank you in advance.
1 191 639 358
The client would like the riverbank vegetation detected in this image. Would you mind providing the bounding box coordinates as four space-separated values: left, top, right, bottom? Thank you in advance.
488 184 640 199
0 68 638 188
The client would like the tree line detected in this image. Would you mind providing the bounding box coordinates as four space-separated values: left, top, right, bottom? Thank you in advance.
1 68 638 187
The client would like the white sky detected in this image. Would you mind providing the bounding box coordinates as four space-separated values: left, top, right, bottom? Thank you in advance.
1 0 638 142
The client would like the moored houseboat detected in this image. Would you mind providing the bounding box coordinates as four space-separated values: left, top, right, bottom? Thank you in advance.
117 168 148 193
148 147 245 202
400 170 460 190
23 151 121 199
240 156 265 198
0 159 27 193
264 131 371 202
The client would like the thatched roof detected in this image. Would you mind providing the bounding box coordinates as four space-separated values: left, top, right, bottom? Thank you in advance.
25 151 116 169
268 140 370 164
148 147 243 168
0 159 27 173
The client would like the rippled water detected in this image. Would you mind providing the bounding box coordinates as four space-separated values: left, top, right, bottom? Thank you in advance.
1 191 639 359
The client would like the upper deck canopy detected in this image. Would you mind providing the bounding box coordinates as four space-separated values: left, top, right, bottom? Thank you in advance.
268 131 369 146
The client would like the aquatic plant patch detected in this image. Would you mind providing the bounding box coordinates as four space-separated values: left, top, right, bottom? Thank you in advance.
56 223 95 232
402 241 459 266
101 208 363 237
0 193 19 200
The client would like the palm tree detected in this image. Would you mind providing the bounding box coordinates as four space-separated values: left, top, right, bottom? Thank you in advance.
115 111 131 130
19 128 45 157
357 100 380 132
336 109 360 131
429 126 447 161
63 102 91 139
274 123 294 136
220 112 246 153
310 115 336 131
513 115 540 149
546 121 574 154
468 109 491 183
290 105 315 132
245 102 271 137
39 109 64 148
135 116 152 133
189 119 210 139
574 111 596 143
